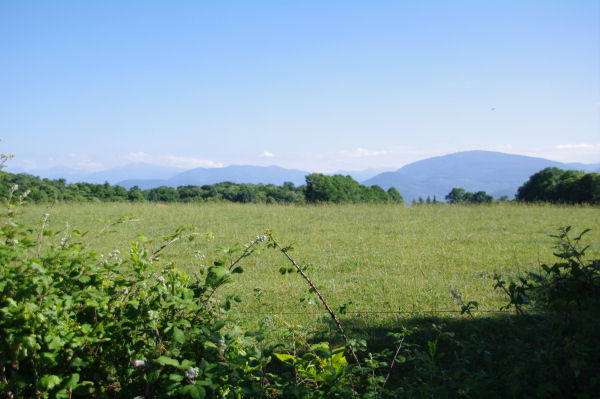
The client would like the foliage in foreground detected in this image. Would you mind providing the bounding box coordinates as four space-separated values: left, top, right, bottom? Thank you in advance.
0 189 274 397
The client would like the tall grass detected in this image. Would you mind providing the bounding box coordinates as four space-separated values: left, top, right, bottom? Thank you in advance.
20 202 600 338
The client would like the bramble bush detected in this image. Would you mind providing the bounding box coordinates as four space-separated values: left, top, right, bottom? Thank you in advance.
0 184 280 398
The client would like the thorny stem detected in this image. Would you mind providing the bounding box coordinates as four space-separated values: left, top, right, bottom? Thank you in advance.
383 335 405 389
150 231 206 259
36 213 49 258
83 217 138 251
4 184 17 221
269 236 362 368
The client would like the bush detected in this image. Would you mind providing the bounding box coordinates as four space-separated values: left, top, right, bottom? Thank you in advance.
0 186 274 398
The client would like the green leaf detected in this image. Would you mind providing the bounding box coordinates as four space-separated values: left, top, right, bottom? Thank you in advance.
46 336 63 351
156 356 180 368
205 266 231 287
274 353 296 364
80 323 93 334
40 374 62 390
147 368 161 382
180 385 206 399
173 328 186 344
55 388 70 399
212 320 225 331
65 373 80 389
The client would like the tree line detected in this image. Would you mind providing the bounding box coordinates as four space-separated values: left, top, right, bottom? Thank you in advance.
0 172 403 205
2 166 598 205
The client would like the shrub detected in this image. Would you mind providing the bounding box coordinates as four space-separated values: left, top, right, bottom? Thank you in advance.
0 186 273 398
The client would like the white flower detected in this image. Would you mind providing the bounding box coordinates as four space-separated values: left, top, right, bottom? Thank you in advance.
185 366 199 382
157 276 166 284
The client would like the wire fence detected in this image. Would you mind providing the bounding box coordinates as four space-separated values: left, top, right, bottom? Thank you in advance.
238 309 512 316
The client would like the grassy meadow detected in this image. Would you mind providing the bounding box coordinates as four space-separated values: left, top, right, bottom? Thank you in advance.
18 202 600 340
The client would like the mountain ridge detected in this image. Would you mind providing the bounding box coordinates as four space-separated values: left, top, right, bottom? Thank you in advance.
364 150 600 202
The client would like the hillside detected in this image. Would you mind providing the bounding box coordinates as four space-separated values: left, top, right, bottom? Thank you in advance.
118 165 309 189
363 150 600 202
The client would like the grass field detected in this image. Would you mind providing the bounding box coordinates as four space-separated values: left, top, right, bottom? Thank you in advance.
19 202 600 341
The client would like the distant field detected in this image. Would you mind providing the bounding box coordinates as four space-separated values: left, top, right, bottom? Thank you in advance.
19 202 600 339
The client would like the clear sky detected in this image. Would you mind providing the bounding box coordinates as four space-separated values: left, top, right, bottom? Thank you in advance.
1 0 599 173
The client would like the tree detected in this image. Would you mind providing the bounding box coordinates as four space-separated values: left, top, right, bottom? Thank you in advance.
516 167 563 202
387 187 404 204
235 184 257 203
555 170 585 203
445 188 466 204
147 186 179 202
576 173 600 204
128 186 146 201
305 174 338 203
472 191 493 204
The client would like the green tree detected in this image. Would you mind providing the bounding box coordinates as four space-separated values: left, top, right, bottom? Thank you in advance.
128 185 146 201
147 186 179 202
576 173 600 204
387 187 404 204
305 173 337 203
445 188 466 204
517 167 563 202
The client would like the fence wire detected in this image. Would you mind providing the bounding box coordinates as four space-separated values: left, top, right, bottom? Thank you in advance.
238 309 512 316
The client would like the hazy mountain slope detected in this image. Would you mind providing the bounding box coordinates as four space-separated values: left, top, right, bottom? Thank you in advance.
168 165 308 187
332 168 392 182
363 150 599 202
80 163 186 184
8 163 186 185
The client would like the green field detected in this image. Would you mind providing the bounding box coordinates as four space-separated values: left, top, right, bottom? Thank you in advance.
19 202 600 340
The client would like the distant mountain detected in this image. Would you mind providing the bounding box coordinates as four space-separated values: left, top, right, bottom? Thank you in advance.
7 163 186 185
81 163 185 184
363 150 600 202
6 166 91 182
332 168 392 182
119 165 309 189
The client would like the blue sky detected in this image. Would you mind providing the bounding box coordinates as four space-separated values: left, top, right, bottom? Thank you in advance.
1 0 599 173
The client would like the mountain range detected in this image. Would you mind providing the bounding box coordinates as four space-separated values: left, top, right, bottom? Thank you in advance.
7 151 599 202
363 151 600 202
